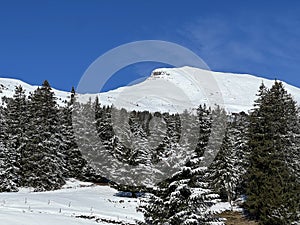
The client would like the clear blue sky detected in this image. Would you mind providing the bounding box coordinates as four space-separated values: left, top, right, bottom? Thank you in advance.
0 0 300 92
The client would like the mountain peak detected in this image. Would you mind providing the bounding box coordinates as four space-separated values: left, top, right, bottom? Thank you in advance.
1 67 300 113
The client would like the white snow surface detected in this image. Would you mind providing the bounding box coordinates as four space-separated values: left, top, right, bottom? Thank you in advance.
1 66 300 113
0 77 70 106
0 179 143 225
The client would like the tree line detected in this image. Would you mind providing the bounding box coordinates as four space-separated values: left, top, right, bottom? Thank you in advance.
137 81 299 225
0 80 299 224
0 81 104 192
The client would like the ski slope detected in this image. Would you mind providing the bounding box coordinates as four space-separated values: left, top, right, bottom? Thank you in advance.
1 66 300 113
0 179 143 225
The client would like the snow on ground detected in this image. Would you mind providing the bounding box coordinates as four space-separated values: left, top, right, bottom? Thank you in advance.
0 178 241 225
208 201 243 214
0 179 143 225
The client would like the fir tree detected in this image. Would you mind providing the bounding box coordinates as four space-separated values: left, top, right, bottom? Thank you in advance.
0 106 5 142
22 80 65 191
138 166 221 225
2 85 28 187
245 81 300 224
58 88 87 179
138 106 221 225
4 85 28 149
207 112 249 207
0 142 19 192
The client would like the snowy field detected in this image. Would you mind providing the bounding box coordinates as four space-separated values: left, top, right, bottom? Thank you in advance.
0 179 144 225
0 178 239 225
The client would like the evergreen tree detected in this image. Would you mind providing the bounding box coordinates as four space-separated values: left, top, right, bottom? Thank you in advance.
138 105 222 225
22 80 65 191
151 113 181 164
139 167 220 225
4 86 28 149
208 129 238 208
0 141 19 192
112 109 151 166
96 102 115 151
196 105 212 158
58 88 87 179
245 81 300 224
2 85 28 186
207 112 249 207
0 106 5 142
72 97 108 178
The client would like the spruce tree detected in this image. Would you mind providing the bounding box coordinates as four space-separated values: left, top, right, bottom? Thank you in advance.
2 85 28 186
0 106 6 142
138 105 221 225
22 80 65 191
139 167 220 225
207 112 249 207
72 97 111 181
4 86 28 149
95 102 115 151
245 81 300 224
58 88 87 179
208 129 238 208
0 142 19 192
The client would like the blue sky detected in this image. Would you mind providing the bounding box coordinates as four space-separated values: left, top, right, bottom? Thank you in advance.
0 0 300 92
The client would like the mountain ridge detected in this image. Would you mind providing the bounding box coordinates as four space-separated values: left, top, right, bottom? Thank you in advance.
1 66 300 113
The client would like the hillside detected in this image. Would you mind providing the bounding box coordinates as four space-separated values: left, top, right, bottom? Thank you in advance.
0 67 299 224
1 67 300 113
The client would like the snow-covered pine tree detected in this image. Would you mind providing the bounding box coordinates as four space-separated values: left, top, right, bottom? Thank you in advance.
72 97 100 167
138 105 222 225
230 112 250 195
205 106 227 167
281 88 300 183
292 123 300 182
110 108 136 165
3 85 28 149
22 80 65 191
67 96 109 184
245 81 300 224
73 97 96 152
207 128 238 209
151 113 181 164
139 167 221 225
128 110 153 165
2 85 28 187
112 109 152 166
58 87 87 179
0 106 5 142
106 108 158 188
196 105 212 158
207 112 249 207
95 102 115 152
0 141 19 192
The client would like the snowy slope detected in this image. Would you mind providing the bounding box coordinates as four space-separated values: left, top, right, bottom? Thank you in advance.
0 179 143 225
96 66 300 113
1 66 300 113
0 78 70 106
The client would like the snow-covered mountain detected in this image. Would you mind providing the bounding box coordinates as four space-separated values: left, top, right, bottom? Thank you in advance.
0 78 70 106
1 66 300 113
